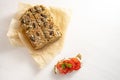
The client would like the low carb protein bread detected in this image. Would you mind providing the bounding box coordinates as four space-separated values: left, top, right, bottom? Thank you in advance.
20 5 62 49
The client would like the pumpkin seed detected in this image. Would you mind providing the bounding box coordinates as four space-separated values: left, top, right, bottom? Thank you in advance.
30 35 35 42
41 14 47 18
36 32 39 36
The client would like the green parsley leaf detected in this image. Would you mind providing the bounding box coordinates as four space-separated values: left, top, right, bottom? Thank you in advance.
66 63 72 68
61 64 66 69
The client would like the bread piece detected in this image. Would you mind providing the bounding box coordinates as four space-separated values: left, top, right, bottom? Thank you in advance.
20 10 47 49
19 5 62 50
30 5 62 43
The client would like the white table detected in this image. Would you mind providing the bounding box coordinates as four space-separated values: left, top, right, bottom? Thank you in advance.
0 0 120 80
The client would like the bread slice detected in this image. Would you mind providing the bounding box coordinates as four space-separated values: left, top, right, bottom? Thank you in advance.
19 5 62 49
30 6 62 43
20 10 47 49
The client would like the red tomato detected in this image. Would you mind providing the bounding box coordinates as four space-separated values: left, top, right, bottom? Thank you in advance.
70 58 81 70
56 61 69 74
61 68 69 74
56 57 81 74
63 60 74 72
56 62 63 72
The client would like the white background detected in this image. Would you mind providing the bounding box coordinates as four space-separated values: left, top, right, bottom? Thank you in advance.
0 0 120 80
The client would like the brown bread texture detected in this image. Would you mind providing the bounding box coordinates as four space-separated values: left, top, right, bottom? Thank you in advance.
20 5 62 49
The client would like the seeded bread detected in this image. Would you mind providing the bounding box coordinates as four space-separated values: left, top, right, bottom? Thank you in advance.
20 5 62 49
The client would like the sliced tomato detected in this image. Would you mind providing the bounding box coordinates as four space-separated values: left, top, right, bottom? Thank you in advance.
63 60 74 72
56 62 63 72
60 68 69 74
70 58 81 70
56 61 69 74
56 57 81 74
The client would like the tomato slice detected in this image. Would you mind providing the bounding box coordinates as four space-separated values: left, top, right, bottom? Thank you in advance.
56 57 81 74
63 60 74 72
56 62 63 72
70 58 81 70
61 68 69 74
56 61 69 74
